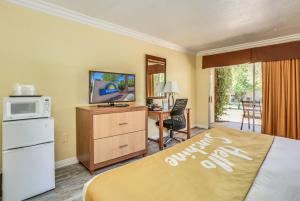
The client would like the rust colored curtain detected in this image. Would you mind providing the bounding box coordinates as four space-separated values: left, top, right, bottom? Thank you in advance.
262 59 300 139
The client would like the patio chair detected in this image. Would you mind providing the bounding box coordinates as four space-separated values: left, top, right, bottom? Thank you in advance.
240 100 262 130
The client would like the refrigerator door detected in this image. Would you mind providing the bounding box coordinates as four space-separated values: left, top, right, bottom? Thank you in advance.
2 142 55 201
2 118 54 150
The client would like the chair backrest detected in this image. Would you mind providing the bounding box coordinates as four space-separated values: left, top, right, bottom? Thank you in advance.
170 99 188 130
241 100 262 118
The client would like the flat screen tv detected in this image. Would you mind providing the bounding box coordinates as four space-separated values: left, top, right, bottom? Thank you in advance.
89 71 136 104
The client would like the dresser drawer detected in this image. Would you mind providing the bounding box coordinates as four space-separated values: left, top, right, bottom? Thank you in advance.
113 130 146 159
93 110 146 139
93 137 114 164
94 131 146 164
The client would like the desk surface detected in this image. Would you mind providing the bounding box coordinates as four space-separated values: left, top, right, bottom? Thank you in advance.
148 110 170 114
148 108 190 114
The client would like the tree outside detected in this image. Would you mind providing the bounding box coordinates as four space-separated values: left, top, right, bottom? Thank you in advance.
232 64 250 108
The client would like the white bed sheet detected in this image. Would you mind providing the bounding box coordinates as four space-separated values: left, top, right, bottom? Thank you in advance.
245 136 300 201
83 136 300 201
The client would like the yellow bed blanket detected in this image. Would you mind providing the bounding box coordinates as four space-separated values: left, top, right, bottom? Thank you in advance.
85 127 274 201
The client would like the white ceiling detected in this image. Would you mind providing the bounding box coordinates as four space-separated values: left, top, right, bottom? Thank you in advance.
42 0 300 52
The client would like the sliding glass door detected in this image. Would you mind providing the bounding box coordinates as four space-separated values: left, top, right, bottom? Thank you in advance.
209 63 262 132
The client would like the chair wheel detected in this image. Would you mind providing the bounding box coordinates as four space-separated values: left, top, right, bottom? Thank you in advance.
163 144 167 147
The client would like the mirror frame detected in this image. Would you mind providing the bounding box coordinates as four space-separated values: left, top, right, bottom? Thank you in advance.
145 54 166 99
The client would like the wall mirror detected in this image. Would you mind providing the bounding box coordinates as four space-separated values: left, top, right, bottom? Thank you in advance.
146 55 166 99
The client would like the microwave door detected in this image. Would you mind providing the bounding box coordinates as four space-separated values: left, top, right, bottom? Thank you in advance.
6 101 39 121
3 97 51 121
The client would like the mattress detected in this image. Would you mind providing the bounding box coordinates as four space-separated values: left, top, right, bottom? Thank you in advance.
245 136 300 201
83 128 300 201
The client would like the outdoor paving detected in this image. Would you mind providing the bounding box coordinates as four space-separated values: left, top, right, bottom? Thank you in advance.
215 108 261 133
219 108 261 125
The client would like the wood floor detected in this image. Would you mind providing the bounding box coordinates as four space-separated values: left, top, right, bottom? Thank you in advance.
26 127 206 201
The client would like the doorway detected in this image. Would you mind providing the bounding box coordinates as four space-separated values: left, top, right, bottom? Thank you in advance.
209 63 262 132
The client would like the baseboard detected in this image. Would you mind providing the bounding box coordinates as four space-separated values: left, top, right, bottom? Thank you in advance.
55 157 79 169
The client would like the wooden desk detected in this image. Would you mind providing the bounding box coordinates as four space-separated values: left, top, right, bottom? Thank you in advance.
148 108 191 150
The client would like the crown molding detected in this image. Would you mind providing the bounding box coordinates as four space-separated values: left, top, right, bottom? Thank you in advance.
197 33 300 56
6 0 195 55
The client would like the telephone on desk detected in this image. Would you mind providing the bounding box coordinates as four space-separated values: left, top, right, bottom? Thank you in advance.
148 103 162 111
146 98 162 111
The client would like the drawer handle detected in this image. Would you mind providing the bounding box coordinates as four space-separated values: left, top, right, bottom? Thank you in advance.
119 122 128 126
119 144 129 148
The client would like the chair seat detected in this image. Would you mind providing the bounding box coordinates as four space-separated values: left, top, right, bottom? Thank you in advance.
156 119 185 130
156 119 173 129
243 115 262 119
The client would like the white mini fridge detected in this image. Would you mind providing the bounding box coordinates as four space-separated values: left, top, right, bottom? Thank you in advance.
2 118 55 201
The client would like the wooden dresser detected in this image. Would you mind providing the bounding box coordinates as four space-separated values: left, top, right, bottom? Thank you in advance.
76 105 148 173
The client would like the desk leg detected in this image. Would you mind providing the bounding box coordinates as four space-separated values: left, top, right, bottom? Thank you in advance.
159 113 164 150
187 109 191 139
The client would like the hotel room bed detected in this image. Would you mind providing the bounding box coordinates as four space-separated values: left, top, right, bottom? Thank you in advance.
83 127 300 201
245 136 300 201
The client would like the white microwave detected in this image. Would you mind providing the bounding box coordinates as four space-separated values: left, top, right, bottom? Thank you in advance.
3 96 51 121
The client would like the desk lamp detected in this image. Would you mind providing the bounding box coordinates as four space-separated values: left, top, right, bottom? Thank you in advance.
163 81 179 108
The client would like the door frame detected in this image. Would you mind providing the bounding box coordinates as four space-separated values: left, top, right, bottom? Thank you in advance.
208 64 261 132
208 68 214 128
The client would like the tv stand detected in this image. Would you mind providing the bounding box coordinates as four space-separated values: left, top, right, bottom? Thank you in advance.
76 105 148 173
97 103 129 108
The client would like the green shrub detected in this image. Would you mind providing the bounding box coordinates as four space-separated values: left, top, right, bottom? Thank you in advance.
215 68 232 121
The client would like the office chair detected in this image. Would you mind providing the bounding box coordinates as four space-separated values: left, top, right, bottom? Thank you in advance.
156 98 188 147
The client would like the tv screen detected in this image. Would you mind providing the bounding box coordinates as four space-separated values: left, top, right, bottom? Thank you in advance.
89 71 136 104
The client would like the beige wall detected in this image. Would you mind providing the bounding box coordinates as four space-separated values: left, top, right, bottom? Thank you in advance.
195 56 210 127
0 2 199 165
